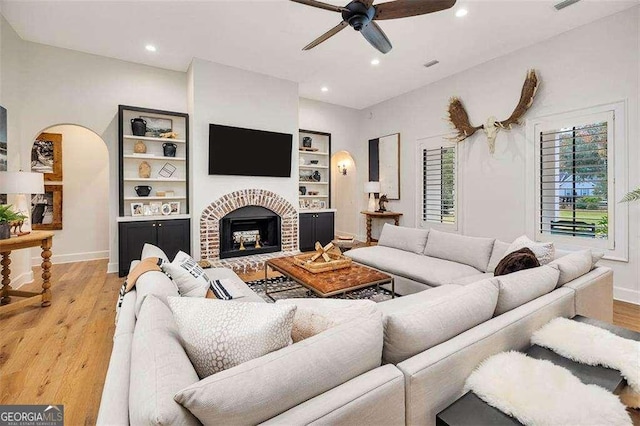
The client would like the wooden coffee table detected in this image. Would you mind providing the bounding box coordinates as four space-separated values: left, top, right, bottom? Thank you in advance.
265 254 394 300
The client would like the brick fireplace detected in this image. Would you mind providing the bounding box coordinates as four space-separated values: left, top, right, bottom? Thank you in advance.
200 189 298 272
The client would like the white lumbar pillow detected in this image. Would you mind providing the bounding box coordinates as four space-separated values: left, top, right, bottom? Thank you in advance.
275 298 377 342
140 243 169 262
505 235 555 265
168 297 296 378
161 251 211 298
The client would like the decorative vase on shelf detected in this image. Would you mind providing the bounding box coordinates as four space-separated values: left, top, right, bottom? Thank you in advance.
312 171 321 182
299 186 307 196
139 161 151 178
302 136 312 148
135 186 152 197
131 118 147 136
134 140 147 154
163 143 177 157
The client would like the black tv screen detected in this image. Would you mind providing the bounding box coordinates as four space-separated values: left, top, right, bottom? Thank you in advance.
209 124 292 177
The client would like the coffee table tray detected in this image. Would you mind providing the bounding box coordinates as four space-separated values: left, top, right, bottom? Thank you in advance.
293 252 352 273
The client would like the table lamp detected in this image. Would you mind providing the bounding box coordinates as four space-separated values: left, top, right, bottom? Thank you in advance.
0 171 45 235
364 181 380 212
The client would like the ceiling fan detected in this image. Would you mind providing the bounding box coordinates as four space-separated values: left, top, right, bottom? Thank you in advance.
291 0 456 54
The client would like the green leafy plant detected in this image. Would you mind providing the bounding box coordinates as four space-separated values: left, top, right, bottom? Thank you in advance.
621 188 640 203
0 205 27 224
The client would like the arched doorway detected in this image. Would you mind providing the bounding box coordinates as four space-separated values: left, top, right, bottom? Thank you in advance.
29 124 110 265
331 151 358 237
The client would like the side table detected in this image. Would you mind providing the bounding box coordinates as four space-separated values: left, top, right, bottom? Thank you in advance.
360 211 403 244
0 231 54 313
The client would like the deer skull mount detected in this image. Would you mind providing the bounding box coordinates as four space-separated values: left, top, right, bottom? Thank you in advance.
447 70 539 154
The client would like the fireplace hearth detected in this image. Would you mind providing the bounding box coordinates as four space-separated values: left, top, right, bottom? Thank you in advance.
219 206 281 259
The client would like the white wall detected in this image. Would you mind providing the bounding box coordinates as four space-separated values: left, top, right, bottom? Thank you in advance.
1 16 187 279
188 58 299 260
356 8 639 303
299 98 362 235
29 125 109 265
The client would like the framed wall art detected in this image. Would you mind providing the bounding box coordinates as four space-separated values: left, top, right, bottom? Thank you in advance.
369 133 400 200
31 185 63 230
32 133 63 181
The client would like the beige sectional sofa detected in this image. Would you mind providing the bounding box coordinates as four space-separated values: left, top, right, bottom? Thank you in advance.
98 225 613 425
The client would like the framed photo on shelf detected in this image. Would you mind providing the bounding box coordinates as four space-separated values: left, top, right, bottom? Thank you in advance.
319 200 327 209
141 116 172 137
149 202 162 216
169 201 180 215
131 202 144 217
299 199 309 209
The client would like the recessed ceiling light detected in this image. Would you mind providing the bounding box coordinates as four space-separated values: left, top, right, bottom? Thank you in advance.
321 87 329 92
455 8 468 17
145 44 157 52
371 58 380 66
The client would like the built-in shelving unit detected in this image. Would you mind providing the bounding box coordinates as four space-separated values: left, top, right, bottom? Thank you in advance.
298 129 331 210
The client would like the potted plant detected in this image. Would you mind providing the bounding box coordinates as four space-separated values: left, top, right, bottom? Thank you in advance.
0 205 26 240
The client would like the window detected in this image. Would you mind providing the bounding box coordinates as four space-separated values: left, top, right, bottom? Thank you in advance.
528 102 628 258
421 144 456 226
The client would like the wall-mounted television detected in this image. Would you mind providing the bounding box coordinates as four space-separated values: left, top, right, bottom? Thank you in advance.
209 124 292 178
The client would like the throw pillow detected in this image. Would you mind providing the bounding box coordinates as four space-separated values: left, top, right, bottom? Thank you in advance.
493 265 560 315
161 251 225 298
549 249 594 287
275 298 377 342
124 257 163 292
141 243 169 262
494 248 540 277
167 297 296 378
506 235 555 265
423 228 496 271
378 223 429 254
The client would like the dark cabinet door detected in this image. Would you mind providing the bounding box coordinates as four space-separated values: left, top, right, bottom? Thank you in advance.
118 221 157 276
299 213 316 252
157 219 191 260
315 212 335 247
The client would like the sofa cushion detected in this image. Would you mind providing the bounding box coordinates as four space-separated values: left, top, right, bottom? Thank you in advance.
346 245 481 287
134 270 180 318
486 240 511 273
554 248 604 269
378 224 429 254
276 298 377 342
493 265 560 316
378 280 499 364
204 267 266 304
506 235 555 265
129 295 200 426
423 229 495 272
549 250 593 287
141 243 169 262
168 297 296 378
174 312 383 425
449 273 494 286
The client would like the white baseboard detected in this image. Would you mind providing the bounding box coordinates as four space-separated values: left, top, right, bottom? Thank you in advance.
614 287 640 305
31 250 109 267
12 271 34 289
107 262 119 274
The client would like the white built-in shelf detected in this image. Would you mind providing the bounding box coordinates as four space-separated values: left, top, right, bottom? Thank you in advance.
117 214 191 223
299 150 329 156
124 196 187 201
123 154 186 161
300 181 328 185
124 178 186 182
299 165 328 170
123 135 186 144
300 195 328 198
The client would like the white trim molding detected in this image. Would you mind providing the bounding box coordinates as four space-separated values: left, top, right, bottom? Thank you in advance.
31 250 110 267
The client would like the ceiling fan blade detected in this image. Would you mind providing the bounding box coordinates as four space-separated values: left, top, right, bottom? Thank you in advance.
360 21 392 54
374 0 456 20
356 0 375 7
303 21 349 50
290 0 346 13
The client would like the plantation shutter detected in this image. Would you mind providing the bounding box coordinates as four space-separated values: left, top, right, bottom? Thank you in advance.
537 112 613 244
422 146 456 224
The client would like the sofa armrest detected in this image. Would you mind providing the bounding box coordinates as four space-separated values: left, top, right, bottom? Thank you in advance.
563 266 613 323
261 365 405 426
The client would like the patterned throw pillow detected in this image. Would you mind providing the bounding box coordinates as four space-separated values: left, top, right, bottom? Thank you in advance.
162 251 231 299
505 235 555 265
167 297 296 378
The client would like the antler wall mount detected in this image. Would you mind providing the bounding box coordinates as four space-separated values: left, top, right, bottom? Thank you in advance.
290 0 456 54
447 69 540 154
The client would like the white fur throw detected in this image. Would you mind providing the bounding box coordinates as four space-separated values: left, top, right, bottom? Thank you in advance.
465 351 631 426
532 317 640 393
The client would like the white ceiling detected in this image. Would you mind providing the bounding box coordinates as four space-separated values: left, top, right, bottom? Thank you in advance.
2 0 637 109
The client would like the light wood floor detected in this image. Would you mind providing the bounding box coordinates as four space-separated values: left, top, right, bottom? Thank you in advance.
0 260 637 424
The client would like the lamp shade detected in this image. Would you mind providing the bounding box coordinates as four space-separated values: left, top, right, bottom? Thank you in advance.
0 171 45 194
364 181 381 194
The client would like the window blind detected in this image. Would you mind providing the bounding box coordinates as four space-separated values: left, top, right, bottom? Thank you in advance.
423 146 456 224
538 121 609 240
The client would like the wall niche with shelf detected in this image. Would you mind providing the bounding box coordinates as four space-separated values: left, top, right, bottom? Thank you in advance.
298 129 331 210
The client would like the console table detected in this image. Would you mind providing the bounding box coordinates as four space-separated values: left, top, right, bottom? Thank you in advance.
0 231 54 313
361 211 402 244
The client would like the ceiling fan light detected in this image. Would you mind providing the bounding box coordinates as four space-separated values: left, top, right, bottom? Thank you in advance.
455 8 468 17
145 44 157 52
371 58 380 65
321 86 329 92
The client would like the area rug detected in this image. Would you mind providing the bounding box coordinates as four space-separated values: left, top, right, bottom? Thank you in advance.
245 276 395 303
465 351 632 426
